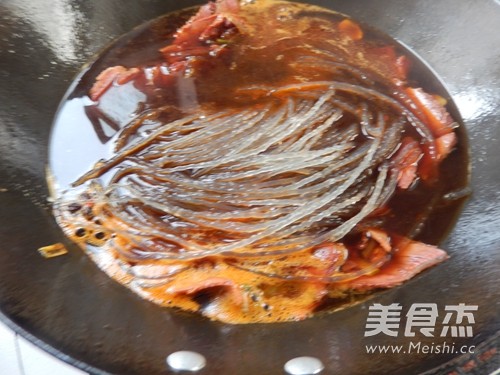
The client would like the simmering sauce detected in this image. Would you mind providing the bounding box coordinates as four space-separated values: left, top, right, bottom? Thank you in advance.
49 0 469 323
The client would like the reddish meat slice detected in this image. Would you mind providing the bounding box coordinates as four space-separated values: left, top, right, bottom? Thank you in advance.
199 16 229 41
406 87 455 137
346 239 448 290
160 0 240 61
90 0 240 101
395 88 456 183
391 137 423 189
170 0 240 46
415 132 456 183
89 66 140 101
167 13 216 48
436 132 457 161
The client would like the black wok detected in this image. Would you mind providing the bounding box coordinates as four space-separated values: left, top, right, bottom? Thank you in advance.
0 0 499 374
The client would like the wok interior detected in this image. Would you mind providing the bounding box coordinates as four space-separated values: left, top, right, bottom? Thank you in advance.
0 0 498 374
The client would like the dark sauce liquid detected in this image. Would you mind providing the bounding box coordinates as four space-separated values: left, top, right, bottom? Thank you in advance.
48 1 470 323
50 2 469 247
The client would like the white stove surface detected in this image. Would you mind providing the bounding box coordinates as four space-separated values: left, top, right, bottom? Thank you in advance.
0 320 87 375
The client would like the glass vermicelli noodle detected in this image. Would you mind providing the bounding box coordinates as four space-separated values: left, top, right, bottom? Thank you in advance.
51 0 467 323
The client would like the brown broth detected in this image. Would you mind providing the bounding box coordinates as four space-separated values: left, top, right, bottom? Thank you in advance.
49 0 470 323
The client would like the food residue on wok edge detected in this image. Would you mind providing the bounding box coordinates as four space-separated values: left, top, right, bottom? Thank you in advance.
51 0 468 323
38 243 69 258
